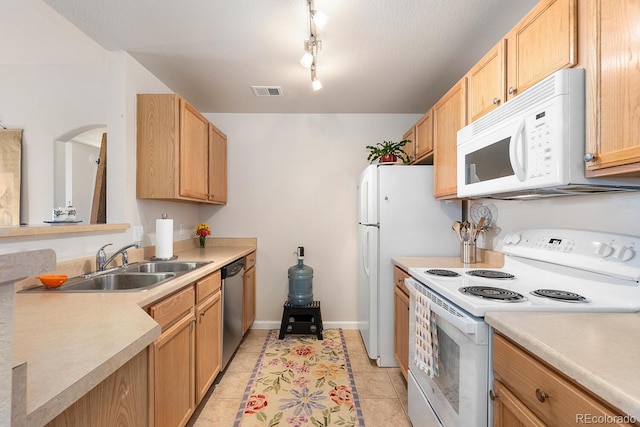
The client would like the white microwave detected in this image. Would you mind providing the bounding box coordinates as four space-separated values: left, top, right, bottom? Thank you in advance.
457 68 640 199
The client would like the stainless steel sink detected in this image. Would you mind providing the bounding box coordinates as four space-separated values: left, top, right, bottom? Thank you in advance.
123 261 210 274
21 260 211 293
56 272 176 292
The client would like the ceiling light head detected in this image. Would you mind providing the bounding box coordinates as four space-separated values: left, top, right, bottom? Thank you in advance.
300 52 313 68
311 10 329 30
311 65 322 91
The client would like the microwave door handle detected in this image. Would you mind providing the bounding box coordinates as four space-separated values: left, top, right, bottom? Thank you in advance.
509 119 527 181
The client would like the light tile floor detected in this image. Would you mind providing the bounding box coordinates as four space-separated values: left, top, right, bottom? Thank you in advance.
187 328 411 426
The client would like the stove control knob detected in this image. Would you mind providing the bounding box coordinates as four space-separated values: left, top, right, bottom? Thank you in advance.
594 242 614 258
504 233 522 245
614 245 635 262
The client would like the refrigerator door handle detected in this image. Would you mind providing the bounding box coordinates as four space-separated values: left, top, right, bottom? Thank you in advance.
362 228 370 277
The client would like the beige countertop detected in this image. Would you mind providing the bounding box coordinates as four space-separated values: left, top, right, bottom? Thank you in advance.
13 240 256 426
392 250 504 271
486 312 640 420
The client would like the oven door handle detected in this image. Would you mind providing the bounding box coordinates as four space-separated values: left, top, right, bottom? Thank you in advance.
406 278 479 336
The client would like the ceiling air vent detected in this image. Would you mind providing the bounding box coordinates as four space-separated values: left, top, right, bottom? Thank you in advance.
251 86 283 97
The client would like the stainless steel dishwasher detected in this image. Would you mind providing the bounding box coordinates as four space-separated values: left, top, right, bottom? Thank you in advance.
221 257 245 369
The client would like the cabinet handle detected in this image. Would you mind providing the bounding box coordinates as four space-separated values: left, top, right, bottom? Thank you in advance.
584 152 595 162
489 390 497 401
535 388 547 403
492 98 500 105
508 86 516 95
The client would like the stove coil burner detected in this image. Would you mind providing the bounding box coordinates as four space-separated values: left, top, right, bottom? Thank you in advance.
531 289 588 303
466 270 515 280
425 269 460 277
460 286 525 302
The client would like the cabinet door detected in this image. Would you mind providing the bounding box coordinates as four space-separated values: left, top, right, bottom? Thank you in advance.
402 126 416 163
467 40 506 122
492 380 547 427
45 350 148 427
433 78 467 199
136 94 180 200
393 284 410 381
415 109 434 161
151 311 196 427
179 100 209 200
585 0 640 176
506 0 577 99
195 290 222 404
243 266 256 334
208 124 228 203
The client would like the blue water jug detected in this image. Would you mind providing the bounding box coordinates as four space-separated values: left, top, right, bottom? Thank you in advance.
287 246 313 306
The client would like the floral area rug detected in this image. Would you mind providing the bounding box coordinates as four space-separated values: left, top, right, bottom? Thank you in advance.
234 329 364 427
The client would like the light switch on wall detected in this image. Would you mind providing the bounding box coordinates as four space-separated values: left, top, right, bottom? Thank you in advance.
132 226 144 242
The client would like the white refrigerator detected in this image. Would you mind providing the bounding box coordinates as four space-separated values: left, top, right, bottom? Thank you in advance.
357 164 460 367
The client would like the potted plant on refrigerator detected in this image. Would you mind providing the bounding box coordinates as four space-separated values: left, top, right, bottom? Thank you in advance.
366 140 411 164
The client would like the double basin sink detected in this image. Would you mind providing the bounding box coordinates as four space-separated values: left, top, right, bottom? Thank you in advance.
27 261 211 293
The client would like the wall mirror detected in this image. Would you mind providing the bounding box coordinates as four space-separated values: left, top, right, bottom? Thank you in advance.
54 125 107 224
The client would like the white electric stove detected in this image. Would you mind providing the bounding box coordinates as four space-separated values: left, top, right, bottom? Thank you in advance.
405 229 640 427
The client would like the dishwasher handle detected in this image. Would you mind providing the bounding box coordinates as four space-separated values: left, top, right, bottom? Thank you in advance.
222 258 245 279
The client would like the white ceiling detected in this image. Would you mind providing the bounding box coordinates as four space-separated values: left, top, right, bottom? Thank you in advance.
42 0 539 114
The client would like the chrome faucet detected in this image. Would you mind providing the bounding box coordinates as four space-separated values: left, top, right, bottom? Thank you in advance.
96 242 140 272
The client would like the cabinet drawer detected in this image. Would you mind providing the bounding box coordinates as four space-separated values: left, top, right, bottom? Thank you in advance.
149 286 195 331
393 266 410 296
196 270 221 303
493 333 634 426
245 251 256 270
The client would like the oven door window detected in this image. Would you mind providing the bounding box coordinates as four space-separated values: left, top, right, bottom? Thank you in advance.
431 319 460 413
465 136 514 184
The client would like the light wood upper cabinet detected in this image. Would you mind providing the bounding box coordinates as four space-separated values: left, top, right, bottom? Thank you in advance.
506 0 577 100
402 126 416 163
137 94 227 204
467 0 576 122
208 124 228 203
179 101 209 200
584 0 640 177
467 40 506 122
433 77 467 199
415 109 434 162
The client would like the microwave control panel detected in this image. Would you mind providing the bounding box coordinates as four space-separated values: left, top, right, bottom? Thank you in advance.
526 112 553 179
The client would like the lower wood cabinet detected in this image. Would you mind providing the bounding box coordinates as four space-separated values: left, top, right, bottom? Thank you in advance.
148 271 223 427
243 251 257 334
393 266 410 380
195 272 222 404
45 349 148 427
492 333 637 427
149 286 196 427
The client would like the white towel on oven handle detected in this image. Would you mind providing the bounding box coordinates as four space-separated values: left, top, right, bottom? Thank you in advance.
413 290 439 378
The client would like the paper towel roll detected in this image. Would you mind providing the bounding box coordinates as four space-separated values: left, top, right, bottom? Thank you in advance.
156 218 174 259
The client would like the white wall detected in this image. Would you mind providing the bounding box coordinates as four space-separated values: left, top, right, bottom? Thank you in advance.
0 1 201 259
204 113 421 325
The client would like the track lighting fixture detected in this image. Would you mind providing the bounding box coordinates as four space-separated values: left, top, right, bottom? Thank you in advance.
301 0 327 91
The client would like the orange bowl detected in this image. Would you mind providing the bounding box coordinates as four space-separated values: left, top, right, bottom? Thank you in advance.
37 275 68 288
